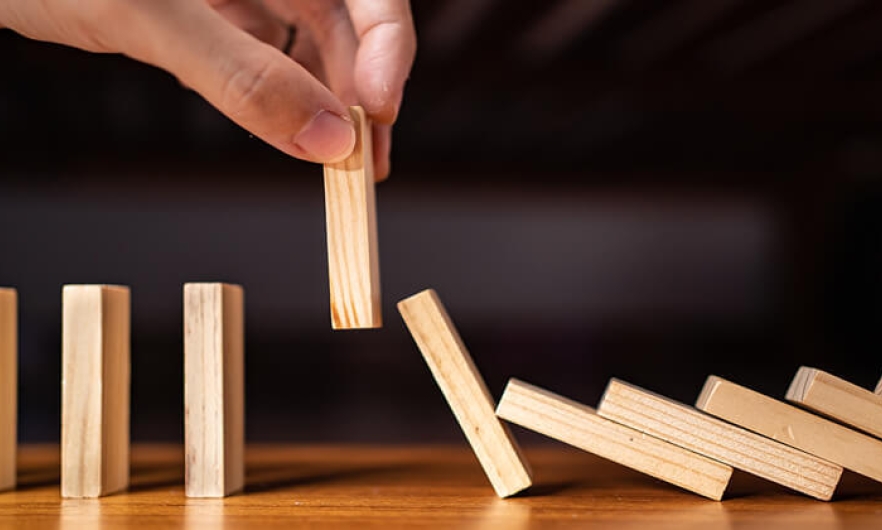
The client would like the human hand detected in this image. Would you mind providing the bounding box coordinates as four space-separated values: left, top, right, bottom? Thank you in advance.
0 0 416 180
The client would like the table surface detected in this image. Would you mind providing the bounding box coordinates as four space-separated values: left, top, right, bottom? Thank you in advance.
2 444 881 529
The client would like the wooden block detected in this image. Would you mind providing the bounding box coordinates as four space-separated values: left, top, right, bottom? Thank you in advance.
61 285 130 498
497 378 732 500
397 289 532 497
324 105 382 330
877 376 882 395
787 367 882 440
184 283 245 498
0 288 16 492
697 376 882 483
598 379 842 500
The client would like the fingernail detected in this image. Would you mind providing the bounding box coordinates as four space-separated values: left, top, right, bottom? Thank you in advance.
293 110 356 162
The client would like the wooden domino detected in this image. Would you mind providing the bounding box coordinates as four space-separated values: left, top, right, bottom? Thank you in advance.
184 283 245 497
397 289 532 497
598 378 842 500
697 376 882 483
324 105 382 330
877 376 882 396
497 378 732 500
787 367 882 440
61 285 130 498
0 288 16 492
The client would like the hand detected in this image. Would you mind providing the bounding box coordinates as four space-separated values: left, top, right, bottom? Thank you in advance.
0 0 416 180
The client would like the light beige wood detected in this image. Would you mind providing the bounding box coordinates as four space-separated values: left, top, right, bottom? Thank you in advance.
0 288 16 492
787 367 882 440
184 283 245 498
397 289 532 497
697 376 882 483
61 285 130 498
324 105 382 330
598 378 842 500
877 376 882 395
497 378 732 500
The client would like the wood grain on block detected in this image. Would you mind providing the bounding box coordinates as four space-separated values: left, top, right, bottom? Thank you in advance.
697 376 882 483
787 367 882 440
61 285 130 498
497 379 732 500
397 289 532 497
0 288 16 492
324 106 382 329
876 376 882 396
184 283 245 497
598 379 841 500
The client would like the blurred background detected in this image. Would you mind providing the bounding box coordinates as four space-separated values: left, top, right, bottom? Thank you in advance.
1 0 881 444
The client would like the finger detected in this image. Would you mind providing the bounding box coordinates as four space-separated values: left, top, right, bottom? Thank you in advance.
208 0 288 50
287 22 328 86
372 123 391 182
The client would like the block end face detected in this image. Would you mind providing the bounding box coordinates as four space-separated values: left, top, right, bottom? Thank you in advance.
397 289 439 311
785 367 818 403
695 376 725 411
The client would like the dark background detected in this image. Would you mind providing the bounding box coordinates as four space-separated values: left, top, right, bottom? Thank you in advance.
1 0 881 443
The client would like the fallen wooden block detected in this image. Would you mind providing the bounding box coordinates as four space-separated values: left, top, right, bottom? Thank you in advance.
398 289 532 497
787 367 882 440
497 378 732 500
324 105 382 329
0 288 16 492
184 283 245 498
697 376 882 484
61 285 130 498
598 378 842 500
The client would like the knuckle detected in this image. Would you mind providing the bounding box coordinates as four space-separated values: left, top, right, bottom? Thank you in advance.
220 56 278 120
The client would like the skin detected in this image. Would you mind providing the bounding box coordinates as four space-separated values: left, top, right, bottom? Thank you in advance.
0 0 417 181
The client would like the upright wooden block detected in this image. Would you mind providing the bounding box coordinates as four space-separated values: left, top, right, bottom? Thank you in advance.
324 106 382 329
184 283 245 498
61 285 130 498
397 289 532 497
787 367 882 440
0 288 16 492
497 379 731 500
598 379 842 500
697 376 882 484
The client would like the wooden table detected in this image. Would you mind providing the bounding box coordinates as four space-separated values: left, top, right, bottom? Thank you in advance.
2 444 881 529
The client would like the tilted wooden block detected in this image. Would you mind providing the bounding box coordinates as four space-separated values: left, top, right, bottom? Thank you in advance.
787 367 882 440
697 376 882 483
324 106 382 329
497 378 732 500
398 289 532 497
184 283 245 498
0 288 16 492
62 285 130 498
598 379 842 500
877 376 882 396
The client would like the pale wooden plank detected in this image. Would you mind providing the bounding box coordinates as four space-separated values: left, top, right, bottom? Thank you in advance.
497 378 732 500
184 283 245 497
697 376 882 483
598 378 842 500
61 285 130 498
787 367 882 440
0 288 16 492
324 105 382 329
397 289 532 497
875 374 882 396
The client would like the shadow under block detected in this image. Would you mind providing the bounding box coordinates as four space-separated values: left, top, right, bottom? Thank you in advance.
61 285 130 498
788 367 882 440
184 283 245 498
697 376 882 484
497 379 732 500
0 288 16 492
397 289 532 497
323 105 382 330
598 379 842 500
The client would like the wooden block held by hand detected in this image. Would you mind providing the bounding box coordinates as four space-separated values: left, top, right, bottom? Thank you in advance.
598 379 842 500
398 289 532 497
787 367 882 440
497 378 732 500
62 285 130 498
0 288 16 492
698 376 882 484
324 106 382 329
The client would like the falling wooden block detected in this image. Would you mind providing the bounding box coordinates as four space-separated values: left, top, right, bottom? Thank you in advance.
0 288 16 492
877 376 882 396
184 283 245 498
61 285 130 498
398 289 532 497
787 367 882 440
697 376 882 484
598 379 842 500
497 378 732 500
324 105 382 329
